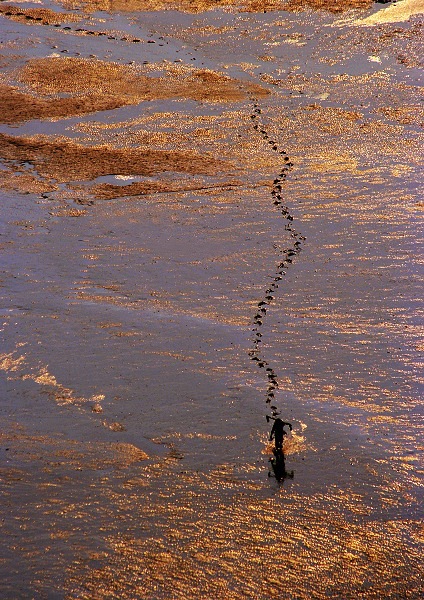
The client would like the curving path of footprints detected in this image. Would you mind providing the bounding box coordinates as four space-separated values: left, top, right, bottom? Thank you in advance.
0 6 163 45
248 99 306 418
1 4 307 421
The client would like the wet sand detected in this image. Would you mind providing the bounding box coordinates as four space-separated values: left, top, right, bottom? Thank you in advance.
0 0 423 598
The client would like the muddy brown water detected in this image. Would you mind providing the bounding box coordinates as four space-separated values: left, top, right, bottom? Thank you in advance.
0 1 423 598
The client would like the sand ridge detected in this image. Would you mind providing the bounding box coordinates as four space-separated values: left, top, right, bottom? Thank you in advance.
355 0 424 24
19 56 263 101
0 133 229 182
58 0 373 13
0 56 268 124
0 83 127 124
0 3 83 24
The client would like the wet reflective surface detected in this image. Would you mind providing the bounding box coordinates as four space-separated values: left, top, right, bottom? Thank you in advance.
0 1 423 597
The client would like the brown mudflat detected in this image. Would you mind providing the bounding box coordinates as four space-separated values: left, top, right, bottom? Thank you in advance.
0 133 228 182
59 0 373 13
0 3 82 23
1 57 268 124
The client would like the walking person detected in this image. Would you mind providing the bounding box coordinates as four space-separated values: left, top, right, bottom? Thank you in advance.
269 418 292 453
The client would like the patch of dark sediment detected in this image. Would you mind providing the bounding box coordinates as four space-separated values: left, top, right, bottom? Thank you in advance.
0 84 127 125
0 167 59 196
0 3 83 24
279 0 373 12
0 133 229 185
58 0 373 14
1 57 268 123
90 178 244 199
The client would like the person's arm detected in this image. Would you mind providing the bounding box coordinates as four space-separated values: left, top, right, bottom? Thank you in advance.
269 421 276 440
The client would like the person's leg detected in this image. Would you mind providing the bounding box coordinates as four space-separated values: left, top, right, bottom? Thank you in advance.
275 434 283 453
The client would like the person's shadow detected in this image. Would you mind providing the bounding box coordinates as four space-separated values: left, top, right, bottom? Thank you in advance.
269 448 294 483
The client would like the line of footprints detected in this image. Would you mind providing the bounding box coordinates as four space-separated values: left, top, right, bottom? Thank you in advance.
0 7 164 45
4 0 305 419
249 101 306 417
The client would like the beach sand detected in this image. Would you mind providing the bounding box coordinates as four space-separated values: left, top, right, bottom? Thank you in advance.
355 0 424 24
0 0 423 597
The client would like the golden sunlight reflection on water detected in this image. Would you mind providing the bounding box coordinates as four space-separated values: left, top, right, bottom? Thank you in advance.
0 1 422 597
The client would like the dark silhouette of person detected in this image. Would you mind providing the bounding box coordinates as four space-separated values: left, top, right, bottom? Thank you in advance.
269 418 292 454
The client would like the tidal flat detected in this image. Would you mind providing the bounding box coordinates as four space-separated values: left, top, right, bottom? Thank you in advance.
0 0 423 598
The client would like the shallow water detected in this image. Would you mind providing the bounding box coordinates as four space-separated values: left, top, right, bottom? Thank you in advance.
0 1 423 598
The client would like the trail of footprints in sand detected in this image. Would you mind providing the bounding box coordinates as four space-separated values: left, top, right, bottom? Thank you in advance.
3 4 306 418
0 7 164 46
249 101 305 418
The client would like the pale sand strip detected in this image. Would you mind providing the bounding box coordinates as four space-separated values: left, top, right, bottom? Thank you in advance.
355 0 424 25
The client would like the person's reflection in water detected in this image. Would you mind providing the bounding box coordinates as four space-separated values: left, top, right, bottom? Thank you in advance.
268 418 294 483
269 449 294 483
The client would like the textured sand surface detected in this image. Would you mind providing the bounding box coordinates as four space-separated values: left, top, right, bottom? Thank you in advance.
0 0 422 597
356 0 424 24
